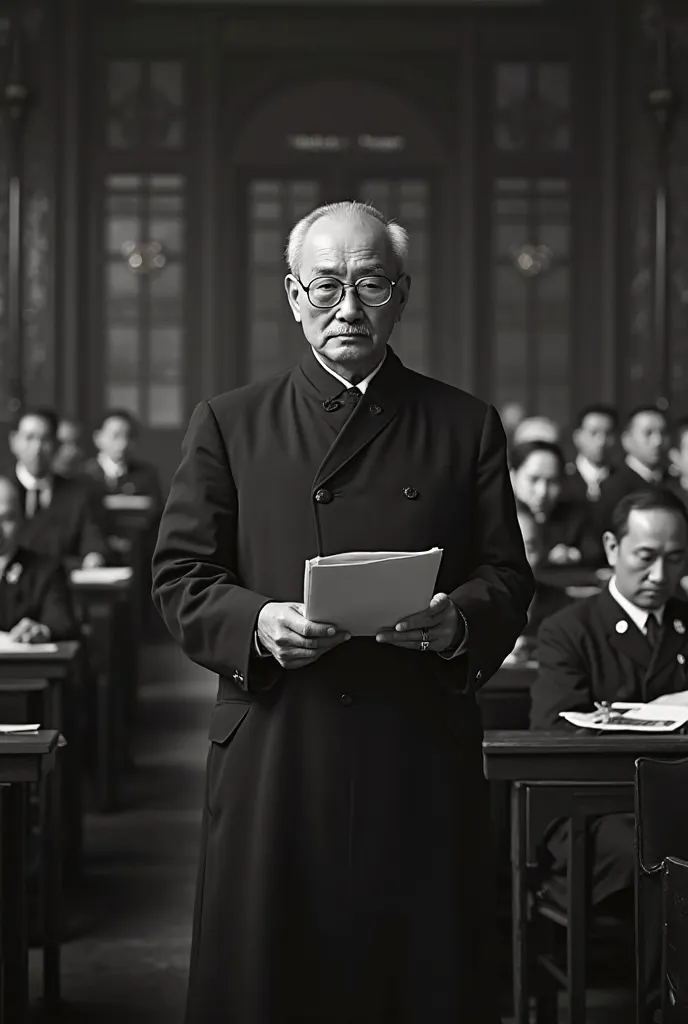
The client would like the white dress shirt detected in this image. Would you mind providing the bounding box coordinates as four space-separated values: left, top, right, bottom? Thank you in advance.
575 454 610 499
608 575 664 633
254 349 468 662
15 463 53 515
97 452 127 482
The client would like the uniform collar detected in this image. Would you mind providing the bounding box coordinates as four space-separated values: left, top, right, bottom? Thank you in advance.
15 462 53 493
575 454 610 486
97 452 127 478
312 348 387 396
608 575 664 630
625 454 663 485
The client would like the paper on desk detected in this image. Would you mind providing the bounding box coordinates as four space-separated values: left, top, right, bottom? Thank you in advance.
560 702 688 732
647 690 688 707
304 547 443 635
70 566 133 584
103 494 153 511
0 631 58 654
0 724 40 733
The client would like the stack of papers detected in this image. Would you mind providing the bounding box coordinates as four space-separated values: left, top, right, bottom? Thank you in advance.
103 494 153 511
0 632 58 654
304 548 443 635
560 702 688 732
70 566 133 584
0 724 40 734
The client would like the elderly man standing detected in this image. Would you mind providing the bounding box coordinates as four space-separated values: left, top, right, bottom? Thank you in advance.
152 201 533 1024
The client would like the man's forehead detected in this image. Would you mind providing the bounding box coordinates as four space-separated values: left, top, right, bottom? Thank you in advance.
301 215 393 273
626 508 685 540
18 415 50 434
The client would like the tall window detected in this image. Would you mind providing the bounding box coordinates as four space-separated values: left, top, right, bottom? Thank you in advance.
99 60 189 428
487 61 572 421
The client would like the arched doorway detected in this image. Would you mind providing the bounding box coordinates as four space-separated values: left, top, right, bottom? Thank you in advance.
227 78 446 383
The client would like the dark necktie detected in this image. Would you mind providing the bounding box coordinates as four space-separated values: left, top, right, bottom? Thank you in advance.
645 612 661 651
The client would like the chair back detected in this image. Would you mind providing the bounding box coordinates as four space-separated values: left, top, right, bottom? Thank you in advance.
662 856 688 1023
635 757 688 874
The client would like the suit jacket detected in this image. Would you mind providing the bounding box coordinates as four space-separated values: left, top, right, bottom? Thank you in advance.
561 461 615 505
525 581 573 639
0 546 78 640
82 456 162 507
13 472 110 562
520 498 603 567
530 586 688 729
152 345 533 1024
597 462 677 532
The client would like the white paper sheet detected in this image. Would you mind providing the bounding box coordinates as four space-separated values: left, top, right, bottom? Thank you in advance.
0 632 58 654
103 494 153 511
560 702 688 732
648 690 688 708
0 724 41 733
70 566 133 584
304 547 443 635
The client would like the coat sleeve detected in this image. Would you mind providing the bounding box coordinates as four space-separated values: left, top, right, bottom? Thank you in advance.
36 562 80 641
151 400 281 692
447 404 535 693
529 614 592 729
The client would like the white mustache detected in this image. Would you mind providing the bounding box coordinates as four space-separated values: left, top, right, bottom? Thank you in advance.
324 327 370 338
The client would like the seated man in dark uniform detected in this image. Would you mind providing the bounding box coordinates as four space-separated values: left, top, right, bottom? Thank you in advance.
530 487 688 1019
83 410 162 506
561 403 618 504
597 405 674 532
7 408 110 568
0 475 78 642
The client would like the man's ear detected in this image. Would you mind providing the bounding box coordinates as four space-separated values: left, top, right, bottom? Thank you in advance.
284 275 302 323
602 530 618 568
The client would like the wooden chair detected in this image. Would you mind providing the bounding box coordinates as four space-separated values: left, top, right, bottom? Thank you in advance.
635 757 688 1024
661 855 688 1023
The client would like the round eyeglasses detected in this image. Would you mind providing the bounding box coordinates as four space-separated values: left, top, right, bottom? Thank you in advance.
298 275 398 309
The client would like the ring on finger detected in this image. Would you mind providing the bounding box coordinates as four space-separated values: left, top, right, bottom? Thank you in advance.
420 628 431 652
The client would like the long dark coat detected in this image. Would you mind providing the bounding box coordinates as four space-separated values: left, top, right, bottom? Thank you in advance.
530 586 688 906
152 346 533 1024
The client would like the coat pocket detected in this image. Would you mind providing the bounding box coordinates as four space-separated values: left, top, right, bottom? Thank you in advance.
206 701 251 818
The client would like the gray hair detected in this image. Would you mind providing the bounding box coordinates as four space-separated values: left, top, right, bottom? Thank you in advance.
285 201 409 278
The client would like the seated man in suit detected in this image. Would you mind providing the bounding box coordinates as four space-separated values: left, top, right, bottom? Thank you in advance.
530 487 688 1017
0 475 78 642
561 403 617 504
504 507 573 665
7 408 109 568
510 440 602 566
83 410 162 506
597 405 674 532
52 417 87 478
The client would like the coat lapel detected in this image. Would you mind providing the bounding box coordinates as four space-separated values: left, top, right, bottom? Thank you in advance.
651 598 688 676
299 346 404 491
598 586 653 672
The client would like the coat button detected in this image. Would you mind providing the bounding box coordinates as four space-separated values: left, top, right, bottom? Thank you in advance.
314 488 333 504
369 403 383 415
232 669 243 684
339 693 353 706
403 486 419 499
679 654 686 666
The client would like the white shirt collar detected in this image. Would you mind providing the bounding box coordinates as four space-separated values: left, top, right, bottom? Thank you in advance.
97 452 126 478
313 348 387 395
15 462 52 494
625 454 662 484
608 575 664 632
575 454 610 486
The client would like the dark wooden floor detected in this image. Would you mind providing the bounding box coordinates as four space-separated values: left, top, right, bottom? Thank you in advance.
25 641 636 1023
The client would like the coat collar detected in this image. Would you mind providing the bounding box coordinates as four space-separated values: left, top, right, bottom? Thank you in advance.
596 586 688 677
297 345 406 491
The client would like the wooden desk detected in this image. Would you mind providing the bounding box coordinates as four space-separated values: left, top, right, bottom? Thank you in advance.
483 731 688 1024
0 643 83 874
70 571 133 811
535 566 609 591
0 729 61 1023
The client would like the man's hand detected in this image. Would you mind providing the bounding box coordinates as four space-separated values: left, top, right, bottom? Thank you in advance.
375 593 461 652
82 551 105 569
256 602 350 670
548 544 582 565
9 618 51 644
